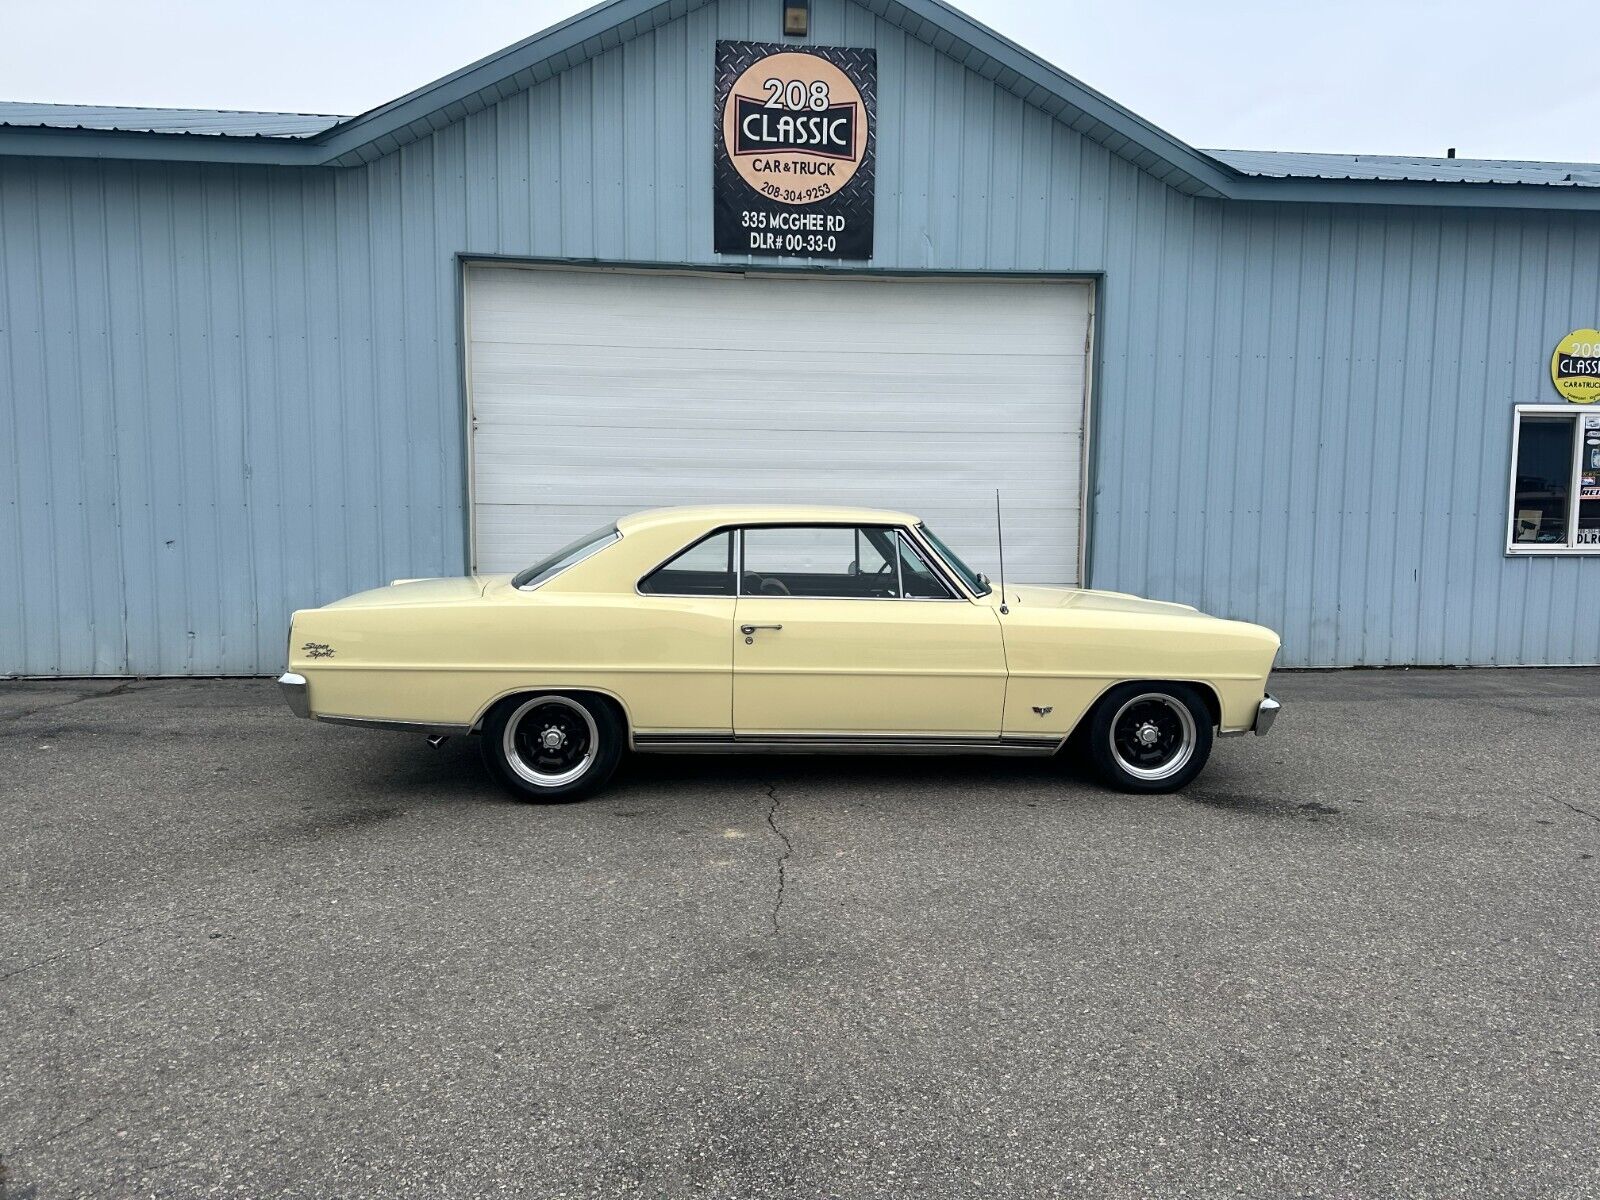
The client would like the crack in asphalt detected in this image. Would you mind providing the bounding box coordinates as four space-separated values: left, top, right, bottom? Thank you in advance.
1558 800 1600 826
0 680 145 724
18 1104 117 1152
0 922 159 984
761 783 793 936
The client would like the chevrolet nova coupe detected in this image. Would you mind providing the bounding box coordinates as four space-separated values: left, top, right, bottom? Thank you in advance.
279 506 1281 801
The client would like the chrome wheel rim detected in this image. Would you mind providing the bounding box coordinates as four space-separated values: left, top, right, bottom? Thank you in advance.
1110 693 1196 782
503 695 597 788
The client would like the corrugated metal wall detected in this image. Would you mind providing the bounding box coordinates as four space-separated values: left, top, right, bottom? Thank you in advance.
3 0 1598 673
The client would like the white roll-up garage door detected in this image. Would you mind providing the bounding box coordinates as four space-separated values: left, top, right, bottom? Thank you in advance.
465 265 1092 584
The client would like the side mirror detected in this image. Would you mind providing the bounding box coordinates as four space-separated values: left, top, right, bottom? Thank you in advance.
977 572 991 588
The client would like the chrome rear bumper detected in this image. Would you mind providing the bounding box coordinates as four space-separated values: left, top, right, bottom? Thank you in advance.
1253 694 1281 736
278 671 311 718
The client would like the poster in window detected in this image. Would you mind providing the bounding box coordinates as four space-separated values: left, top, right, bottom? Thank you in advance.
713 40 876 260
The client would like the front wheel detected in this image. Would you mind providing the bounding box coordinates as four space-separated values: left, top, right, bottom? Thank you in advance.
480 692 623 803
1085 683 1214 794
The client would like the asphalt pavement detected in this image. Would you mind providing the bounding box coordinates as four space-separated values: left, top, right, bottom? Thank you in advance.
2 669 1597 1198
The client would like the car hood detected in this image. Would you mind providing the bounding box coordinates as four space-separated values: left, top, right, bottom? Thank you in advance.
1000 584 1204 618
321 574 512 609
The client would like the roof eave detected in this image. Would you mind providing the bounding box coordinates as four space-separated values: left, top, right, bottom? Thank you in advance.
858 0 1238 198
1227 175 1600 212
315 0 710 166
0 124 325 166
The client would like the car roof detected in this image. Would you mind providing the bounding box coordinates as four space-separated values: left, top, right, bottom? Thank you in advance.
615 505 922 534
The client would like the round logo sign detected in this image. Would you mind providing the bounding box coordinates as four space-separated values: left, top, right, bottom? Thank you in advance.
1551 329 1600 403
720 51 868 206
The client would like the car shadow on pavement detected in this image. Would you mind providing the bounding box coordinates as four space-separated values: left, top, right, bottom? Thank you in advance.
613 746 1079 792
291 730 1327 826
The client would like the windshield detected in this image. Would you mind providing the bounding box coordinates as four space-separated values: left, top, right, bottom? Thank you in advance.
918 524 990 595
511 524 619 590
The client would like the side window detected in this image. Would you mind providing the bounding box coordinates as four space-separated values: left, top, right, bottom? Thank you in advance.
742 526 868 597
639 531 735 595
739 526 954 598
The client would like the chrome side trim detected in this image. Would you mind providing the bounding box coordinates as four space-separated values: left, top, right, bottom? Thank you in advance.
315 714 474 737
901 524 980 601
894 529 959 600
633 732 1058 757
278 672 311 718
514 527 620 592
1253 694 1281 736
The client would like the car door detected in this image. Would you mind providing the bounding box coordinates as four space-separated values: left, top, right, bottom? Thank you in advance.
628 528 739 737
732 524 1006 742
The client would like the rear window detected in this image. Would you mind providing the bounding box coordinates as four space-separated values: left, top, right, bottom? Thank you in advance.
512 525 619 590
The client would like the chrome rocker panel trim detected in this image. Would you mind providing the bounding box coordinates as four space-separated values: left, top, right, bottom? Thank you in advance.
633 732 1061 756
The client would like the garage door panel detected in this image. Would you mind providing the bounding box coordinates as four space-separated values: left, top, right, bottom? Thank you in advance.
470 276 1086 354
471 353 1084 399
476 474 1075 518
472 392 1079 435
470 322 1081 358
474 407 1079 436
474 446 1077 509
467 267 1090 583
472 426 1081 467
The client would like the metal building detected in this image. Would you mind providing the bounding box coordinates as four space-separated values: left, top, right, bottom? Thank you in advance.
2 0 1598 675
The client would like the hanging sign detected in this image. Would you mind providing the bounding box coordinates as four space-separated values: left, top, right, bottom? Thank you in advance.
1551 329 1600 403
713 40 876 260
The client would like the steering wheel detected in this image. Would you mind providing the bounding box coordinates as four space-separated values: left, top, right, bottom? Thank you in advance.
759 577 791 596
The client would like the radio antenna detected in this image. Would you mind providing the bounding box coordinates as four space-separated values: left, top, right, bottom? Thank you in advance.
994 489 1009 615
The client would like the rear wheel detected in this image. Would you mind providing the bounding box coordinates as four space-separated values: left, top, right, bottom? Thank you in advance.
1086 682 1213 794
480 692 623 803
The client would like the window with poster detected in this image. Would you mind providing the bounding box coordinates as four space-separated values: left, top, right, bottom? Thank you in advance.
1507 405 1600 554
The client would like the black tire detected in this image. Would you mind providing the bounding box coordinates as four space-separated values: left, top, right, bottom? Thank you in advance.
1085 682 1214 794
480 692 624 803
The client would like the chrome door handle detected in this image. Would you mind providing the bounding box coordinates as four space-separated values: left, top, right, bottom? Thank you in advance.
740 624 783 635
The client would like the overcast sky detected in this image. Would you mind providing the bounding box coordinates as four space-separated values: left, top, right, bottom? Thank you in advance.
3 0 1595 163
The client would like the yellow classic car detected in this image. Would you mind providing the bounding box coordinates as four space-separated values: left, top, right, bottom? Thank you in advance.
279 506 1281 801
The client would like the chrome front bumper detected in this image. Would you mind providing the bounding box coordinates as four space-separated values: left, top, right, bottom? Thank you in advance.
278 671 311 718
1253 694 1281 736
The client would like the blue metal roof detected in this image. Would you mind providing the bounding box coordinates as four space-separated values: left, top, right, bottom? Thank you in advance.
0 0 1598 210
1209 148 1600 189
0 101 342 139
